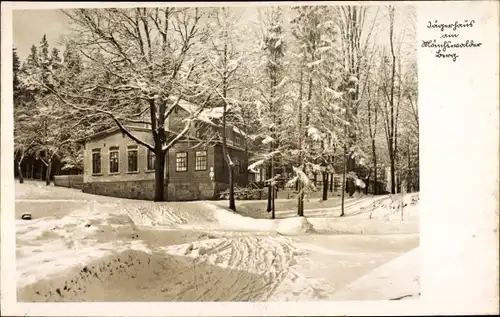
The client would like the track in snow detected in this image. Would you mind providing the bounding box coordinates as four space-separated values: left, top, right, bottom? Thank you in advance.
160 235 299 300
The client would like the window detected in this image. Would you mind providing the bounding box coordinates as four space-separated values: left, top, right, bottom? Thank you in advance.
195 129 202 139
109 147 119 174
195 151 207 171
127 145 138 172
147 150 156 171
176 152 188 172
234 135 241 147
92 149 101 175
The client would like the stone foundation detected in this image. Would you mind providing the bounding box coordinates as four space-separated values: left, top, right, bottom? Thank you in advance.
54 175 84 189
82 180 224 201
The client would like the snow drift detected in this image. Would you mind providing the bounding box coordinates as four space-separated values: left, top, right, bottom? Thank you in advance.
122 195 419 235
17 249 273 302
16 183 420 302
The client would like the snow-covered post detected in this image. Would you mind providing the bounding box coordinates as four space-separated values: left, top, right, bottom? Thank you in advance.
401 183 405 222
209 167 216 199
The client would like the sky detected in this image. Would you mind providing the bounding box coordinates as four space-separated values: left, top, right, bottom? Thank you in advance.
12 5 415 63
13 9 71 61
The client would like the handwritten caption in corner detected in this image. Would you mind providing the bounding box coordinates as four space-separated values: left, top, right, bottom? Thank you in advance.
422 20 483 62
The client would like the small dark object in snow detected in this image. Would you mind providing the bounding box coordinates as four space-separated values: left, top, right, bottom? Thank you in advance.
389 293 417 300
131 233 139 239
84 223 91 227
21 213 32 220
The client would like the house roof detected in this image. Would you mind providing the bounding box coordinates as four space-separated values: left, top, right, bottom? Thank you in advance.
77 98 247 144
76 124 247 152
174 98 247 137
74 126 144 144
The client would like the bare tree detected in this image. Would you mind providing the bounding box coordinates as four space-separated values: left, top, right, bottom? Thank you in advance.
335 5 369 197
206 7 245 211
378 5 413 194
290 5 323 215
28 8 217 200
257 7 287 219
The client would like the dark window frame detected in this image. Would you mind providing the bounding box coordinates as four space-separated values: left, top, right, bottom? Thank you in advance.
127 146 138 173
147 149 156 171
109 147 120 174
175 152 188 172
91 149 101 175
195 150 207 171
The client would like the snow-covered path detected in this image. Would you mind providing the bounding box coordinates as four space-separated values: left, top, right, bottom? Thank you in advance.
15 182 420 302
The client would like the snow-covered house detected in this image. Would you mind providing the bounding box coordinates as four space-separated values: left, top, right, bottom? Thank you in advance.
76 100 250 201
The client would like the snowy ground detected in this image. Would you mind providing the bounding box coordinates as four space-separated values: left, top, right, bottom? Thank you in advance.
15 180 420 302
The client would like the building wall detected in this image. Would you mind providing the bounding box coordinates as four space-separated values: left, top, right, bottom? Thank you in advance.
213 144 249 187
168 106 190 133
165 141 215 185
82 130 157 184
82 128 248 201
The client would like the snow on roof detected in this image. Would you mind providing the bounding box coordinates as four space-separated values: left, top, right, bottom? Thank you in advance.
173 97 246 136
232 125 247 137
173 98 224 125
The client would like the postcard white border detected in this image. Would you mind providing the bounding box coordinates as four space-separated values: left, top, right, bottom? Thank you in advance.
2 1 499 316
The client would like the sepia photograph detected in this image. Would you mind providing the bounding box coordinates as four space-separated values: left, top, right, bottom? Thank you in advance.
10 3 422 303
4 1 500 315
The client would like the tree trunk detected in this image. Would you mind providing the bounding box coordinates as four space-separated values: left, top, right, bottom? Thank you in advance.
340 149 347 217
220 26 236 212
390 152 396 194
389 6 397 195
329 172 334 192
154 149 166 202
297 60 305 217
221 113 235 211
365 174 370 195
228 166 236 210
270 156 275 219
18 161 24 184
407 140 412 193
372 138 378 194
267 163 272 213
415 141 420 192
297 178 304 217
45 160 52 186
322 172 328 201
